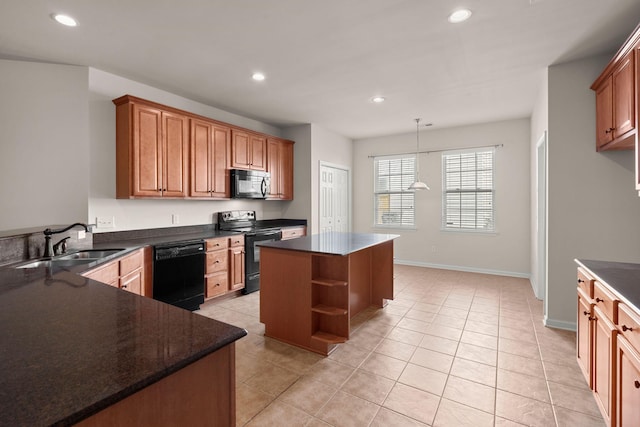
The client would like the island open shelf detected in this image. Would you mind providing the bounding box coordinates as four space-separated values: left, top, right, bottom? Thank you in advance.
259 232 398 355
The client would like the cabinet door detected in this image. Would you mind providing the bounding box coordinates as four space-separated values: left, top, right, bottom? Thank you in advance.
577 288 593 386
267 139 281 198
229 246 245 291
211 125 230 197
231 130 251 168
613 51 635 139
596 77 614 150
249 134 266 171
616 335 640 427
280 141 294 200
190 119 212 198
593 305 617 425
132 104 163 196
162 111 189 197
120 269 143 295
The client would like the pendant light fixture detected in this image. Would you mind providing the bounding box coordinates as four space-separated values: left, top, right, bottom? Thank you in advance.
408 118 430 190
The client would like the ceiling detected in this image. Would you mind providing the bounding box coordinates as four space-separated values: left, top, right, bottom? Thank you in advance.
1 1 640 139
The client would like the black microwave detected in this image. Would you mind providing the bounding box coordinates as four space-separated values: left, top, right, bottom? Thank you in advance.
230 169 270 199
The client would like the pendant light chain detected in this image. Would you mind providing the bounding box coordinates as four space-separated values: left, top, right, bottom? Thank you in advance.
408 118 430 190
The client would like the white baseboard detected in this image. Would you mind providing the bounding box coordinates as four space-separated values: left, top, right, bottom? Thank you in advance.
394 259 530 279
544 316 576 332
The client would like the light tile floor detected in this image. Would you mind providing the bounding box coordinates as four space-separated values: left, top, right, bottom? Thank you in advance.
196 265 605 427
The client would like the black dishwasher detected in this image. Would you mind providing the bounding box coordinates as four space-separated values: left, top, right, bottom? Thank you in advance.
153 240 205 311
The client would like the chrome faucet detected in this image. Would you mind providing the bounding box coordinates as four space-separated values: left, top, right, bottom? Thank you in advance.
43 223 89 258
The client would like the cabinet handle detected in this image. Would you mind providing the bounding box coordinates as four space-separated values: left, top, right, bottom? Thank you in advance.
595 297 604 303
577 279 584 283
605 127 616 134
583 310 591 316
622 325 634 332
635 380 640 389
589 316 596 321
122 285 127 289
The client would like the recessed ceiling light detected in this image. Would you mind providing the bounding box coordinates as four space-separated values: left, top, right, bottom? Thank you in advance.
371 96 386 103
51 13 78 27
252 72 265 81
448 8 472 23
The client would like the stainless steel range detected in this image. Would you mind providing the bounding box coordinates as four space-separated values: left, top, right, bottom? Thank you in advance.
217 211 282 294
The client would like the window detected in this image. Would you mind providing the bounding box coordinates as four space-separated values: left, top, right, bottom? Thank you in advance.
442 148 495 232
373 155 416 227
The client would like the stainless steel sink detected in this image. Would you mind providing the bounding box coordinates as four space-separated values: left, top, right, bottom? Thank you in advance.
55 249 124 260
15 249 125 269
16 259 96 269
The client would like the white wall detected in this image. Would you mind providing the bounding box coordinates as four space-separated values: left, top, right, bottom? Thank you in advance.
282 123 353 234
546 55 640 329
530 69 549 302
0 60 89 231
88 68 293 231
353 119 531 277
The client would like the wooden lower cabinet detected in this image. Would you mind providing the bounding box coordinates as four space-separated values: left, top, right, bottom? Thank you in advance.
229 244 245 291
205 235 245 299
75 343 236 427
281 226 306 240
576 265 640 426
577 287 593 386
616 335 640 427
205 237 229 300
83 248 145 296
593 305 617 425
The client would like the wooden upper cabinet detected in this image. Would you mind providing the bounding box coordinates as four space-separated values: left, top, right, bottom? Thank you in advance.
190 118 230 198
266 138 294 200
162 111 189 197
114 96 188 198
114 94 294 199
592 35 638 151
231 130 266 171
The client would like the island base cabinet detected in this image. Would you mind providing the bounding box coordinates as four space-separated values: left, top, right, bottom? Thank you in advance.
75 343 236 426
260 237 395 356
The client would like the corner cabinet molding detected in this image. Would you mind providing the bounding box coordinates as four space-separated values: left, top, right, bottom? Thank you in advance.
112 95 294 200
591 24 640 152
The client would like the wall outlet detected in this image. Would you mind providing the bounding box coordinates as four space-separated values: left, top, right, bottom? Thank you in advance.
172 214 180 225
77 230 86 240
96 216 115 229
431 245 437 252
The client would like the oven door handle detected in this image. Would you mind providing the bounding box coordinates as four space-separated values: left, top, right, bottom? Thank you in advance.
248 230 281 239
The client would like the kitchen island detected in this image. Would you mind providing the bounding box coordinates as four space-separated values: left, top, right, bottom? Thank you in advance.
259 232 398 355
0 264 246 426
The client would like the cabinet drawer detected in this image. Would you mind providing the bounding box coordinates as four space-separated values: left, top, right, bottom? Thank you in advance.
206 237 228 252
577 267 595 298
119 249 143 276
593 281 618 323
229 234 244 248
83 261 119 286
206 251 228 273
206 272 228 298
281 226 306 240
619 303 640 351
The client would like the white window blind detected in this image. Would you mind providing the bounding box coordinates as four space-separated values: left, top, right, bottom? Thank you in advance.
373 155 416 227
442 148 495 232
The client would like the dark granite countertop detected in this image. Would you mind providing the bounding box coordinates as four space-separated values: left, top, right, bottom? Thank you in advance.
0 225 254 427
259 232 399 256
575 259 640 312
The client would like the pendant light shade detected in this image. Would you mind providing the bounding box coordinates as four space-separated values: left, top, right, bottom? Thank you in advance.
408 118 430 191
